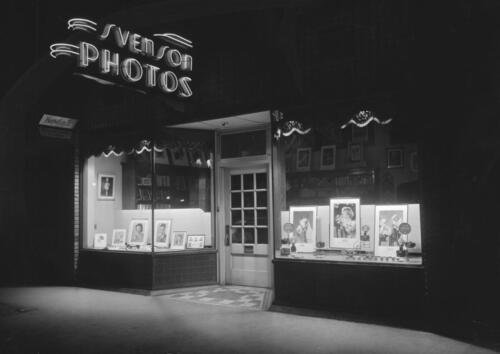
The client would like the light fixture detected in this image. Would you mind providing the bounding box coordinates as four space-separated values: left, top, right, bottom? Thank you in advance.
340 110 392 129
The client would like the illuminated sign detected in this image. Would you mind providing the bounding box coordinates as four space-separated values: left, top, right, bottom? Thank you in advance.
50 18 193 97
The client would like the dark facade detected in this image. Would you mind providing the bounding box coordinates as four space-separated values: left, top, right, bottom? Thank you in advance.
2 0 500 345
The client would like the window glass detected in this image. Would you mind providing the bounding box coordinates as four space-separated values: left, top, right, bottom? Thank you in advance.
153 128 214 252
221 130 266 158
83 128 214 253
274 121 422 265
83 148 153 252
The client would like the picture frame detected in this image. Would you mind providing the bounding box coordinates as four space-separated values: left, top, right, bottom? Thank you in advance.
171 231 187 250
155 148 170 165
289 206 317 252
128 219 148 246
296 148 312 172
94 233 107 249
154 220 171 247
171 147 189 166
348 143 363 162
97 174 115 200
187 149 206 168
320 145 336 170
186 235 205 249
111 229 127 246
410 151 418 172
329 198 361 249
374 205 408 257
387 148 404 168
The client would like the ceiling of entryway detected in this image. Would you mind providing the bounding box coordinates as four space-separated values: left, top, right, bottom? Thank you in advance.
168 111 270 131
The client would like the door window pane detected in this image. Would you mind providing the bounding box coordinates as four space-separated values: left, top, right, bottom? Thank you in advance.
256 191 267 207
256 173 267 189
244 210 254 226
257 228 268 244
231 210 242 225
257 210 268 225
243 174 254 190
244 228 255 244
231 192 241 208
243 192 254 207
232 228 242 243
231 175 241 190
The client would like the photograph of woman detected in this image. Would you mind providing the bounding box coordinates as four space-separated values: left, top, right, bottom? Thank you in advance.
374 205 408 257
329 198 360 249
289 206 317 251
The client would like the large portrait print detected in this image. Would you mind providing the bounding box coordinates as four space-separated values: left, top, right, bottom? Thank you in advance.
329 198 360 249
154 220 171 248
374 205 408 257
128 219 148 246
97 174 115 200
289 206 317 252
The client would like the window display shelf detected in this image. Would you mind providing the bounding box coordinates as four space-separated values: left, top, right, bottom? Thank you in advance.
275 250 423 268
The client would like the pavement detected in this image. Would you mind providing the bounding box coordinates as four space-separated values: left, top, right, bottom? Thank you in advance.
0 286 497 354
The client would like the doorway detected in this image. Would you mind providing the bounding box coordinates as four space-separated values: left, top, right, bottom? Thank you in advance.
220 167 272 287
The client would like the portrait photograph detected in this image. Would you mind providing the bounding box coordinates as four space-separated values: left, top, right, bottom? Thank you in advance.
128 220 148 246
329 198 360 249
320 145 336 170
348 143 363 162
94 233 107 249
289 206 317 251
171 231 187 250
97 174 115 200
186 235 205 249
296 148 312 172
155 148 170 165
171 147 189 166
154 220 171 247
387 148 404 168
375 205 408 257
111 229 126 246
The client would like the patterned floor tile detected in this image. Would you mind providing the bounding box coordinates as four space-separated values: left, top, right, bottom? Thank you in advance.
163 286 268 310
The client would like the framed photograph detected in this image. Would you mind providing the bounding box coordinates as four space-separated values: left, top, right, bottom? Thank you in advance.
171 231 187 250
289 206 317 252
97 174 115 200
111 229 127 246
296 148 312 172
188 149 206 168
329 198 361 249
155 148 170 165
410 151 418 172
171 147 189 166
154 220 171 247
94 233 107 249
128 219 148 246
348 143 363 162
186 235 205 249
387 148 404 168
374 205 408 257
320 145 336 170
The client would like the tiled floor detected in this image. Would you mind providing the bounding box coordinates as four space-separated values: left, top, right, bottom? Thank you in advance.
162 285 269 310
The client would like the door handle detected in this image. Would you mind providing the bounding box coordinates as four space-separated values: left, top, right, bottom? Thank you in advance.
225 225 230 246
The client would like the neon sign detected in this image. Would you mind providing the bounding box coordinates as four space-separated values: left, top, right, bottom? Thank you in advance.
50 18 193 98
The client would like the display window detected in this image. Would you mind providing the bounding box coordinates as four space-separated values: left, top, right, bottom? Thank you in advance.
274 120 423 265
82 129 214 253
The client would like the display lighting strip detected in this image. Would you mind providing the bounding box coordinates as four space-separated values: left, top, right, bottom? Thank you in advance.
153 33 193 49
49 43 79 58
67 18 98 32
340 110 392 129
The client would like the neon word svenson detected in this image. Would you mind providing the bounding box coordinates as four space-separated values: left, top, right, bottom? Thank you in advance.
50 18 193 98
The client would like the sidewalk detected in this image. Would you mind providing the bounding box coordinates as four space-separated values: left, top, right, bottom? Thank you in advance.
0 286 496 354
